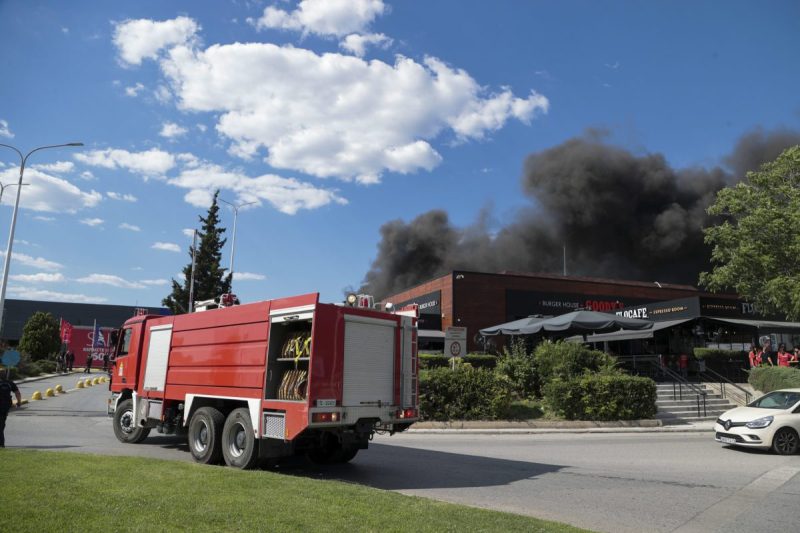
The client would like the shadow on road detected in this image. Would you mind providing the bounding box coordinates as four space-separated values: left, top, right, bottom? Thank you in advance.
271 443 566 490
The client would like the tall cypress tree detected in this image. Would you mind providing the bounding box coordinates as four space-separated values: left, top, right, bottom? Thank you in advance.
163 190 232 314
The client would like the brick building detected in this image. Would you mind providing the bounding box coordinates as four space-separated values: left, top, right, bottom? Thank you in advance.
380 270 741 351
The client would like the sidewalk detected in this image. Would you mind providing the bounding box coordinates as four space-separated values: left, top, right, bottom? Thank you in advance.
409 419 716 434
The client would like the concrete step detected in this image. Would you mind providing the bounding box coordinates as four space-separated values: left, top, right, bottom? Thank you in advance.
657 400 734 409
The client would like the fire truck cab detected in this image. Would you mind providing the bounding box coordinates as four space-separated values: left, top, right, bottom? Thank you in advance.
108 292 418 468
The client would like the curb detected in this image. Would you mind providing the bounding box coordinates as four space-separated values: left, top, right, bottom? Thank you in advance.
408 425 714 435
407 419 716 435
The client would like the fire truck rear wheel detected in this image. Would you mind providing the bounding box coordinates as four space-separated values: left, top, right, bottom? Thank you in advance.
307 433 346 464
221 408 259 469
113 399 150 444
188 407 224 464
338 446 359 463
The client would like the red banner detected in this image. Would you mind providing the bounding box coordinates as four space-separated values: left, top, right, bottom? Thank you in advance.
60 318 74 344
64 325 115 366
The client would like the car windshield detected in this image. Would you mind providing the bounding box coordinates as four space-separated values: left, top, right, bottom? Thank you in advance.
748 391 800 409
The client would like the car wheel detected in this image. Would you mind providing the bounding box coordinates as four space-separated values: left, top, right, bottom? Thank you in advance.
772 427 799 455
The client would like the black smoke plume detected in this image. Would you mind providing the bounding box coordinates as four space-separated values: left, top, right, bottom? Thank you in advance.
360 129 800 299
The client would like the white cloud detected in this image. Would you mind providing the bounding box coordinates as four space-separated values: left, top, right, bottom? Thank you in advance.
233 272 266 281
81 218 104 227
119 223 141 232
9 272 65 283
140 279 168 286
169 161 348 215
107 191 137 202
0 119 13 138
252 0 387 37
0 251 63 271
154 84 172 103
75 148 176 177
340 33 391 57
34 216 56 222
113 16 200 66
80 170 95 180
8 286 107 304
76 273 145 289
152 242 181 252
182 228 196 238
0 168 102 213
160 122 188 138
125 82 145 97
32 161 75 173
149 37 546 183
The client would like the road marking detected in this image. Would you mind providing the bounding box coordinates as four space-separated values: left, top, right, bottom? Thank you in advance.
672 465 800 533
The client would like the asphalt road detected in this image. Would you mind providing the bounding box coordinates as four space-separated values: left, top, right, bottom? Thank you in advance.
6 374 800 533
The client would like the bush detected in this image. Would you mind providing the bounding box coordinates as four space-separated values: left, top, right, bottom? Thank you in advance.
693 348 745 361
38 360 57 374
496 338 538 399
544 373 657 421
534 340 618 382
462 353 497 369
419 367 512 421
748 366 800 393
419 353 449 370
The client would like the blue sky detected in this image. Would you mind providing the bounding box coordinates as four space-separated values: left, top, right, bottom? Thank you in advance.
0 0 798 307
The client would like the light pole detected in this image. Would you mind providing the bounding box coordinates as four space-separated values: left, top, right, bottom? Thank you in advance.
0 182 28 205
0 142 83 336
219 198 256 292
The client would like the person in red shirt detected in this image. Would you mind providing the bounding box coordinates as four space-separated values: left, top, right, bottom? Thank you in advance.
776 344 792 367
678 353 689 379
748 344 762 368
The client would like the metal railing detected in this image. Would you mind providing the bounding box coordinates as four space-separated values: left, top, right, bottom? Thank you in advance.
657 364 708 417
698 367 752 406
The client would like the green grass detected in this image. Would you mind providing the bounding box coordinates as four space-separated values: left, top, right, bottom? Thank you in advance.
0 450 588 533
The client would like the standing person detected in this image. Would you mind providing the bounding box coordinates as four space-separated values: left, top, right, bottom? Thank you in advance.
792 347 800 364
66 350 75 372
678 353 689 379
1 372 22 447
56 352 64 373
748 344 762 368
776 344 792 367
84 353 93 374
102 353 109 373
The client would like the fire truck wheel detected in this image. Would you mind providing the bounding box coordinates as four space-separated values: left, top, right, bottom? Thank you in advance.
221 408 259 469
113 399 151 444
337 446 359 464
188 407 224 464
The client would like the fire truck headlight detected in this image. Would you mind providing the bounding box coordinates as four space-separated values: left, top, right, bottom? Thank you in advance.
346 293 358 306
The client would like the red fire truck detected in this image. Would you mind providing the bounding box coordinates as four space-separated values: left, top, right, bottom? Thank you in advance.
107 292 419 468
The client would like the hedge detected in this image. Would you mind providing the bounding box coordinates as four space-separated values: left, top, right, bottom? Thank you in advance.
419 367 512 421
534 340 617 382
543 373 657 421
693 348 745 361
462 354 498 369
419 353 497 370
748 366 800 393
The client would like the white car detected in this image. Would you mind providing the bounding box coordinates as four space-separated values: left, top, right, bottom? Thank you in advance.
714 388 800 455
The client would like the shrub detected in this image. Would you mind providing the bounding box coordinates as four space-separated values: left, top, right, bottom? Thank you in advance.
38 360 57 374
419 367 512 421
748 366 800 393
693 348 745 361
534 340 618 382
544 373 657 421
419 353 449 369
18 311 61 361
462 353 497 369
496 338 538 399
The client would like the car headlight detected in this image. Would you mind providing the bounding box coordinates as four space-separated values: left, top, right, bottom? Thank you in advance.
746 416 773 429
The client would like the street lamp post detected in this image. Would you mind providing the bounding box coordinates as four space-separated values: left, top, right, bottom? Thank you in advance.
0 182 28 205
0 142 83 336
219 198 256 292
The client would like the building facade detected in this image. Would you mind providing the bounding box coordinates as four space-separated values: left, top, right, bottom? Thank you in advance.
381 270 742 351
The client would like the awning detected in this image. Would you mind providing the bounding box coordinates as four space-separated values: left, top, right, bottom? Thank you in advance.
705 317 800 330
418 329 445 339
581 318 694 343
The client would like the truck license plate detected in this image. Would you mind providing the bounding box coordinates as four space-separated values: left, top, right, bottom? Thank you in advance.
719 436 737 444
316 399 336 407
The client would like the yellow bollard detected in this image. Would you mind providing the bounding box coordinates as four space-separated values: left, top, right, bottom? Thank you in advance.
31 391 43 400
84 379 93 387
77 380 84 389
92 377 101 385
55 384 64 393
45 388 55 397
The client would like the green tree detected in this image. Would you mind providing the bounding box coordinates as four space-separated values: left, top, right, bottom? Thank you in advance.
18 311 61 361
700 145 800 320
163 190 231 314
